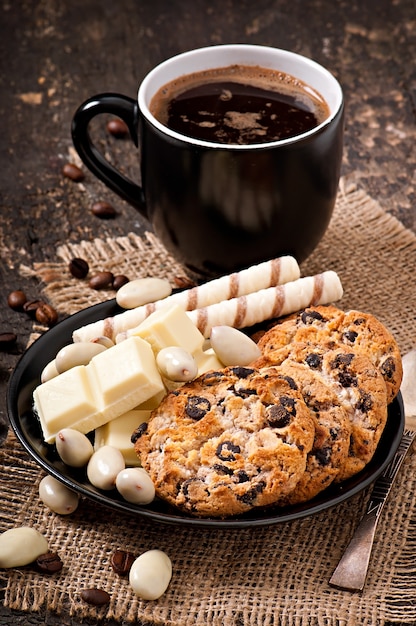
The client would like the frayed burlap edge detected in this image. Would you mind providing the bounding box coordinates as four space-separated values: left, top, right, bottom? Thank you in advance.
2 178 416 625
20 230 191 319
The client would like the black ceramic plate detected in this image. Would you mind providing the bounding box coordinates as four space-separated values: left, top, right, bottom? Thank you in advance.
7 299 405 529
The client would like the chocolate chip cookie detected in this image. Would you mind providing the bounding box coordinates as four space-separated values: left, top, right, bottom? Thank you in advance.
257 305 402 402
269 359 352 505
134 366 315 517
253 342 388 481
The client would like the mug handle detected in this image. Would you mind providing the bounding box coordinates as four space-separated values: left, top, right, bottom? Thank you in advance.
71 93 146 213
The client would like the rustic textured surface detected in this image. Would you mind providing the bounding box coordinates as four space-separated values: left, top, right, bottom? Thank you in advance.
1 0 416 624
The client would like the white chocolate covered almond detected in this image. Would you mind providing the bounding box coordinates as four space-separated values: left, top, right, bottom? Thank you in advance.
0 527 48 568
87 445 125 490
116 277 172 309
129 550 172 600
210 326 261 366
39 475 79 515
55 428 94 467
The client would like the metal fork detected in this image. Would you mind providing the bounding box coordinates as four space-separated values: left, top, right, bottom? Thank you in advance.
329 349 416 592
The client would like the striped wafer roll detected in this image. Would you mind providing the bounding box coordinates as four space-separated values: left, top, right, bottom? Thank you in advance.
72 256 300 343
186 270 343 338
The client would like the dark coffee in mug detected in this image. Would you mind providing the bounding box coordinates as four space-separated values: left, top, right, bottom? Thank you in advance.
72 45 344 278
150 64 330 144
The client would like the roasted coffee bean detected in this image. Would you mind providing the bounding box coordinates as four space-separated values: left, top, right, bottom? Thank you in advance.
91 201 117 219
69 257 89 279
106 118 129 138
89 271 114 290
111 549 136 576
7 290 27 310
62 162 85 182
173 275 197 289
35 303 58 326
80 588 111 606
23 299 45 318
112 274 130 291
35 551 63 574
0 332 17 349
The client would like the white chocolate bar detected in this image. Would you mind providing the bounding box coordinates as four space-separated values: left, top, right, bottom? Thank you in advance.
72 256 300 343
123 304 205 354
94 409 151 466
88 338 163 419
194 348 225 374
33 365 97 443
136 390 167 410
33 337 164 443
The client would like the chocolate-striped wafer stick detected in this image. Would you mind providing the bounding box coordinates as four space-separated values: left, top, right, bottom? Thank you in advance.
185 270 343 338
72 256 300 343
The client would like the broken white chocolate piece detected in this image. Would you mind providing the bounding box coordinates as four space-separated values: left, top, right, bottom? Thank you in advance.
136 390 167 410
194 348 225 375
120 304 205 355
94 409 151 466
72 256 300 343
34 365 98 443
33 337 164 443
88 337 163 420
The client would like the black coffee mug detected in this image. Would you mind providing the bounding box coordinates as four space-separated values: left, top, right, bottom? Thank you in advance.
72 44 344 279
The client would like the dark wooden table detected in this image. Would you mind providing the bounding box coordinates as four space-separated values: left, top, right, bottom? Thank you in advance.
1 0 415 624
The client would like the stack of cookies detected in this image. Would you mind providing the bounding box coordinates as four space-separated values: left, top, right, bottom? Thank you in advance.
134 305 402 518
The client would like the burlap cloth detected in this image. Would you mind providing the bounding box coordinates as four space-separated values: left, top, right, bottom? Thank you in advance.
2 179 416 625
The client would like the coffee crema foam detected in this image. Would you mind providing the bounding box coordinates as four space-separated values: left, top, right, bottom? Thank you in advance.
150 64 330 144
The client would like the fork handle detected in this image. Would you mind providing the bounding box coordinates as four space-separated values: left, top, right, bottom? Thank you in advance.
329 429 416 591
